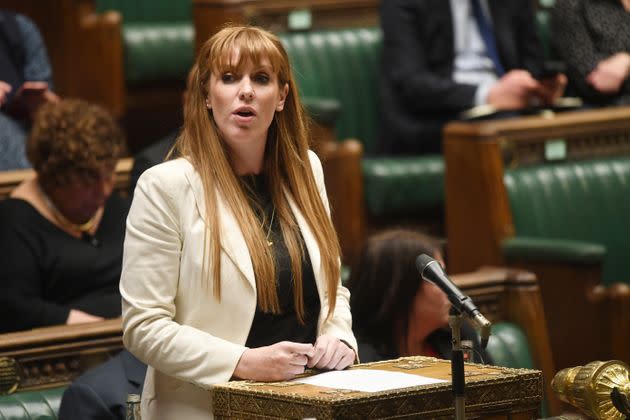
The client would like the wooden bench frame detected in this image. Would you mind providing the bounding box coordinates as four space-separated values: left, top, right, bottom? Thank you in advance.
0 158 133 201
452 267 559 415
444 106 630 374
0 319 123 393
0 269 557 413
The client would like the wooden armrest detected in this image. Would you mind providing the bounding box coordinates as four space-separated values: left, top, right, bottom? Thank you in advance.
0 319 123 392
452 266 560 415
0 158 134 201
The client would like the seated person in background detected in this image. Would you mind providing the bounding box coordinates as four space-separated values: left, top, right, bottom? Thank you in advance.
129 130 177 194
378 0 566 155
0 10 59 170
0 99 130 333
552 0 630 106
58 350 147 420
347 229 489 363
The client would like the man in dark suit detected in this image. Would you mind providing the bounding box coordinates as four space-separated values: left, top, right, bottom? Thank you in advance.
378 0 566 155
58 350 146 420
129 130 178 195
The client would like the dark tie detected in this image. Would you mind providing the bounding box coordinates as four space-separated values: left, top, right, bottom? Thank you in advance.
470 0 505 77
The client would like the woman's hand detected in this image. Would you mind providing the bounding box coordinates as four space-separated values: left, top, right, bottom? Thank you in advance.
233 341 315 382
307 334 355 370
587 53 630 94
66 309 104 324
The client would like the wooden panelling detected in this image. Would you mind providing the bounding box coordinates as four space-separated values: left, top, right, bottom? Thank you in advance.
0 319 123 392
193 0 379 49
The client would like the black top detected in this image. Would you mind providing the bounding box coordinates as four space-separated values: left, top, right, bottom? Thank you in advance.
242 174 321 348
0 193 131 333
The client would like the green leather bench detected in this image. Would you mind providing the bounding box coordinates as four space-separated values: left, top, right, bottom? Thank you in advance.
0 323 540 419
0 387 64 420
279 28 445 222
503 156 630 287
95 0 194 85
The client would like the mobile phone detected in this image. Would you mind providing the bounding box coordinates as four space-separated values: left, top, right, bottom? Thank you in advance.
539 61 566 80
18 84 47 98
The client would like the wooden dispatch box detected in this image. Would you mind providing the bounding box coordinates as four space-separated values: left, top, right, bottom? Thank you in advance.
212 356 543 419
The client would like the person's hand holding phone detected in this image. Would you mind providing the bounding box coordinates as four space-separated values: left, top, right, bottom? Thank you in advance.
486 70 541 110
536 73 568 106
587 52 630 94
9 81 59 118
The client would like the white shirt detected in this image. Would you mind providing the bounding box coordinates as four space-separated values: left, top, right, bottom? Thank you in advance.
449 0 499 105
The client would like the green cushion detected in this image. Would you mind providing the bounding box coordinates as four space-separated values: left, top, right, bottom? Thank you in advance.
95 0 191 21
504 157 630 286
95 0 194 83
123 22 194 84
0 387 65 420
362 156 444 217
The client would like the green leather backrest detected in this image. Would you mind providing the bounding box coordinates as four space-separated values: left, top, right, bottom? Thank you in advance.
279 28 382 154
95 0 191 21
504 157 630 286
123 22 194 83
0 387 65 420
95 0 194 83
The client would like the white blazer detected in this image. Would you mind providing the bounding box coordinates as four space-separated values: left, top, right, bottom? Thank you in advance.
120 151 357 420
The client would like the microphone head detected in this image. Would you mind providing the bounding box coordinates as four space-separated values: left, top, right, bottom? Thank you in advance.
415 253 435 273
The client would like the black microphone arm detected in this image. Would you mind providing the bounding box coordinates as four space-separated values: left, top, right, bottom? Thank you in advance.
416 254 492 348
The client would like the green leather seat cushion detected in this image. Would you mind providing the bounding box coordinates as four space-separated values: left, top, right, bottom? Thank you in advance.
363 157 444 217
0 387 65 420
504 156 630 286
123 22 194 84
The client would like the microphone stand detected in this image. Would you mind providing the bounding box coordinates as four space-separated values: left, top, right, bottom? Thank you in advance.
449 306 466 420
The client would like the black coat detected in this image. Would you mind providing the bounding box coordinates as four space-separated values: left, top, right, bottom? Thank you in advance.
58 350 147 420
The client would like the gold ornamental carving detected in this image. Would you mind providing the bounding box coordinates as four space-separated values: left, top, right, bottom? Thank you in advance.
552 360 630 419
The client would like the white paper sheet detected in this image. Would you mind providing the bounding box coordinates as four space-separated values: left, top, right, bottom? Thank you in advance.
292 369 447 393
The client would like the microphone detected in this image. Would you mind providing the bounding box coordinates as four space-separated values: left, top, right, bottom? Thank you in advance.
416 254 491 348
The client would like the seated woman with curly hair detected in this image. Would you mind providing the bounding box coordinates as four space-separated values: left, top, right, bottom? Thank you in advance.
348 229 490 364
0 98 129 333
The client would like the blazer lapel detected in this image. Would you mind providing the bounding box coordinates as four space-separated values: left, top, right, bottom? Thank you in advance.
184 170 256 290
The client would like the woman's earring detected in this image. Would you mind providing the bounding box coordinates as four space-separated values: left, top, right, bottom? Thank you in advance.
206 99 211 109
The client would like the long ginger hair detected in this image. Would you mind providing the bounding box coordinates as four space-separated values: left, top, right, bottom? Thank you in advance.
174 25 340 321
